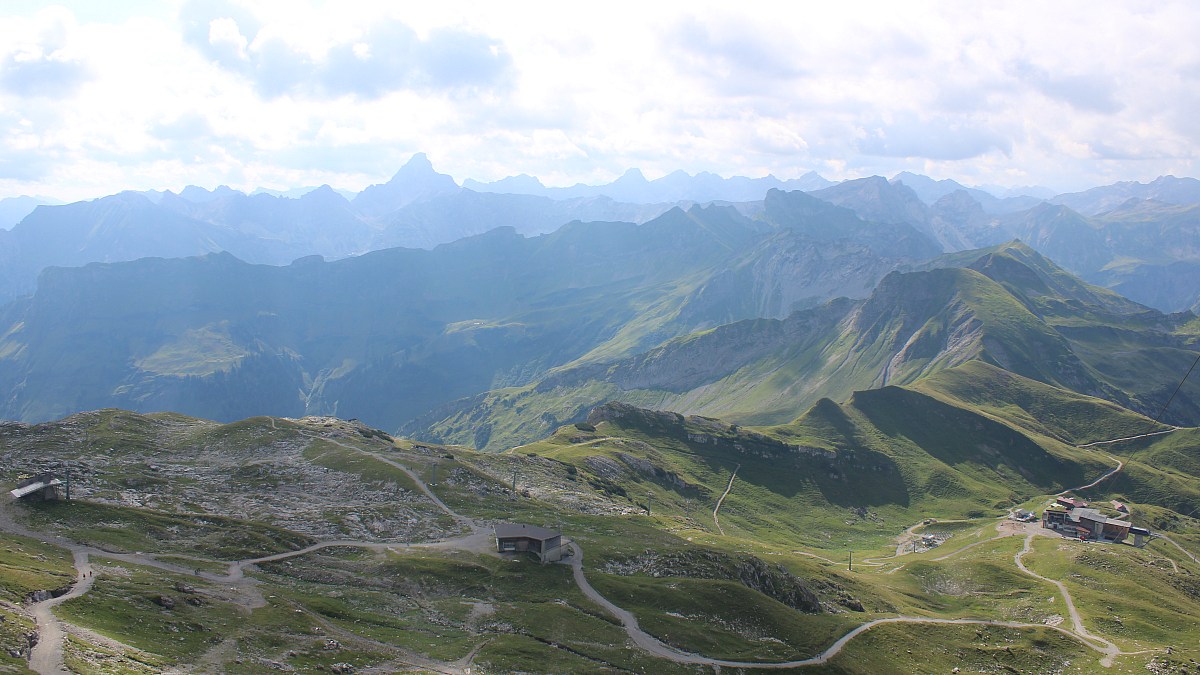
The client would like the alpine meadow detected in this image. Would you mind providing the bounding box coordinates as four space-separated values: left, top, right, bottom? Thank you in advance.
3 3 1200 675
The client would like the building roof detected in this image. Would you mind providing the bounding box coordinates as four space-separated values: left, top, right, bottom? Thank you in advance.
10 478 61 499
494 522 560 541
1069 508 1130 528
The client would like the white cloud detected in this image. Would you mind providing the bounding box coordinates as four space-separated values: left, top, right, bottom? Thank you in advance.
0 0 1198 199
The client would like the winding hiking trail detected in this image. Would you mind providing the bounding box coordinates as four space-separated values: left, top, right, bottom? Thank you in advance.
1058 454 1125 495
1155 533 1199 565
1013 533 1128 667
1062 426 1180 494
711 463 739 536
563 537 1139 669
28 551 94 674
4 423 1182 673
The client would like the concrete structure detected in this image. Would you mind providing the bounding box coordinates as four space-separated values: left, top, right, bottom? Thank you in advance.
1070 508 1131 542
1042 500 1145 545
495 523 563 562
1042 504 1071 529
9 473 67 501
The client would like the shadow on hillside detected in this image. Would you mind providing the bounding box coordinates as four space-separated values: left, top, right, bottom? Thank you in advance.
852 386 1091 494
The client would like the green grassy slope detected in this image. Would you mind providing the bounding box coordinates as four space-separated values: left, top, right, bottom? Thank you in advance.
422 242 1200 451
4 402 1200 672
517 392 1112 554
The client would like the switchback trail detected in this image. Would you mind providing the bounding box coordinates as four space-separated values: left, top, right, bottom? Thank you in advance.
1058 455 1125 495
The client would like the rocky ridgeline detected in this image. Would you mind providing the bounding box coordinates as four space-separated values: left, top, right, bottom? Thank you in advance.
601 548 866 614
587 402 836 461
461 452 644 516
0 411 458 543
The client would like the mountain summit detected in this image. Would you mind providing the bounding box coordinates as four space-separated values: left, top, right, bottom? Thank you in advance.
352 153 461 218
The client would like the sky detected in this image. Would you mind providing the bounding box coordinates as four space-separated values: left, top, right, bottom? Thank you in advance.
1 1 1199 201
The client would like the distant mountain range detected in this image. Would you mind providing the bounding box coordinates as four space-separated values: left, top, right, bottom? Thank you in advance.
5 155 1200 311
0 195 63 229
414 242 1200 450
4 157 1200 438
463 167 836 202
0 192 941 428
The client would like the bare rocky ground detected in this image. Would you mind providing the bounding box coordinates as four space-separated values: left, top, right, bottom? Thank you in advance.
0 412 461 544
460 451 643 516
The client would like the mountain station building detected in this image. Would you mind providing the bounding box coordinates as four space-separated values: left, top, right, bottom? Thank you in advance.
1042 501 1148 545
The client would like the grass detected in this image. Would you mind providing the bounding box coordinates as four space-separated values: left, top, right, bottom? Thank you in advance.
0 604 36 673
3 387 1200 674
914 360 1165 446
0 532 76 603
251 546 699 673
1021 537 1200 652
874 535 1056 620
15 500 313 560
62 634 163 674
590 573 854 661
56 562 242 664
822 621 1096 674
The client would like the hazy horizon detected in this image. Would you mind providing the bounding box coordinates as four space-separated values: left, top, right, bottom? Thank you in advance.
2 1 1198 200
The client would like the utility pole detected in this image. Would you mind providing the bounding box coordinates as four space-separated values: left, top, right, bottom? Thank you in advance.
646 492 653 516
512 469 519 492
848 550 853 572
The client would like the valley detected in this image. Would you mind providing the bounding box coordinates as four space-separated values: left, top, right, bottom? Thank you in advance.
3 195 1200 672
5 1 1200 671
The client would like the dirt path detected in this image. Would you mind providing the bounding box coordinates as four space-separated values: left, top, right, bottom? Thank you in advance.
930 526 1012 562
1058 455 1124 495
1076 428 1175 447
311 435 481 535
789 550 841 565
1013 533 1121 666
856 518 977 567
561 540 1133 668
2 437 488 675
711 463 739 536
27 550 95 674
1154 533 1199 565
3 427 1172 673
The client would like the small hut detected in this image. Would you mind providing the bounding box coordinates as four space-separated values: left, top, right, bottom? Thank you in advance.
10 473 68 501
494 523 563 562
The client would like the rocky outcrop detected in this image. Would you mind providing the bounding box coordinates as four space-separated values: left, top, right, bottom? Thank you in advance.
601 548 857 614
587 402 837 462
